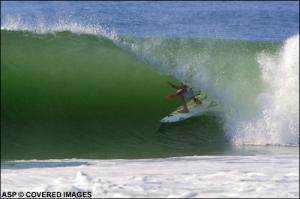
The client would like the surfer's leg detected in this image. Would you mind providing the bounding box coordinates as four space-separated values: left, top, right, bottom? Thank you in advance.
178 95 189 113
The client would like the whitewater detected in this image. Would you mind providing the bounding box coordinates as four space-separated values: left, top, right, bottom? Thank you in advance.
1 1 299 198
1 155 299 198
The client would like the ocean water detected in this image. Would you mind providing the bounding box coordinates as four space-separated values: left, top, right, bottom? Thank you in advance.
1 1 299 160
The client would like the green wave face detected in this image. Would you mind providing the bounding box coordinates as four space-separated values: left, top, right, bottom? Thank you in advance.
1 30 284 160
1 31 229 160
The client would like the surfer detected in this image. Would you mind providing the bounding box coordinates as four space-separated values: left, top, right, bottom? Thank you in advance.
167 81 200 113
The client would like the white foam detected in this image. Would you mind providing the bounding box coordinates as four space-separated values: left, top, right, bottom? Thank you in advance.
1 155 299 198
226 35 299 146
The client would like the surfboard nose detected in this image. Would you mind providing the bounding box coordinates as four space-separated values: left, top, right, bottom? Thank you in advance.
160 118 168 123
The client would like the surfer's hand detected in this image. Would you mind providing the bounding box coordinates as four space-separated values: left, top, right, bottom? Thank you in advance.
167 94 175 99
166 94 171 99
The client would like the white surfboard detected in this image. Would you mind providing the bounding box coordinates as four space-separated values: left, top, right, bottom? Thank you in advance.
160 93 218 123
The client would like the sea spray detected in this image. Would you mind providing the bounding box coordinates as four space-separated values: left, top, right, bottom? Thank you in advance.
226 35 299 146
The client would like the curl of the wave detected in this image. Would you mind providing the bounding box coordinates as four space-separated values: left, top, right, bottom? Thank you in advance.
226 34 299 146
1 14 117 41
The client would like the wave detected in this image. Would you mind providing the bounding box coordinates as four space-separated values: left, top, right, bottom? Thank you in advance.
1 30 227 159
1 29 299 160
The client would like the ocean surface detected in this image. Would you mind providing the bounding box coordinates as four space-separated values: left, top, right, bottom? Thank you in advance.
1 1 299 160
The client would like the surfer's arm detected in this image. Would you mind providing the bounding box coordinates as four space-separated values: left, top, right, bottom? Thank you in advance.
175 88 186 96
168 88 186 98
168 81 180 89
168 93 177 98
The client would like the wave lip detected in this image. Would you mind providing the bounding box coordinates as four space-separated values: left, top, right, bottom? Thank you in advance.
1 13 118 41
